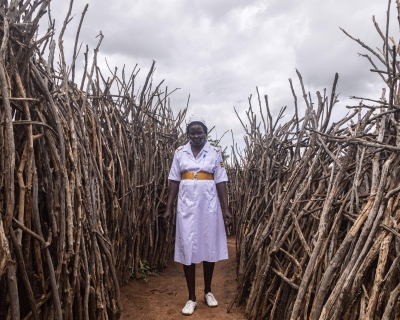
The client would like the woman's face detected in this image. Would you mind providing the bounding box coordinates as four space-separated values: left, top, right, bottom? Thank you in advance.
188 124 206 147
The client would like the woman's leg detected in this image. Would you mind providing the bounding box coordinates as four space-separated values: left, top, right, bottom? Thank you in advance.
203 261 215 294
183 263 196 301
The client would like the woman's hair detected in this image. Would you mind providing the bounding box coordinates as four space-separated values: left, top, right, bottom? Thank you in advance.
186 121 208 136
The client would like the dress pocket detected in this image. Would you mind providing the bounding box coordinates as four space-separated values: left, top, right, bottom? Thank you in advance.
177 180 194 212
177 182 187 213
206 183 219 213
202 157 216 173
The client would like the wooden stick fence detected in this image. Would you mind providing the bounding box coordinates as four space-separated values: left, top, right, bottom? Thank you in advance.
0 1 185 319
228 1 400 319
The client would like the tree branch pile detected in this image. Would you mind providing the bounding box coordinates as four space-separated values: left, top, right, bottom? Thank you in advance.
0 1 185 319
228 1 400 319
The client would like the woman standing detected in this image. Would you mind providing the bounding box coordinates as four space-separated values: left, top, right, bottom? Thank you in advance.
163 115 232 316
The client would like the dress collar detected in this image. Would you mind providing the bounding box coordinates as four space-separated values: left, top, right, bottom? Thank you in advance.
183 141 211 154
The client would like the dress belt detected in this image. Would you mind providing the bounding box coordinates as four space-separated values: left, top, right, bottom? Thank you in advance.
181 172 214 180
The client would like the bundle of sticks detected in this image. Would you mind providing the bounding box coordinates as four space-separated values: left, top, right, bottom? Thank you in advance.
228 1 400 319
0 1 185 319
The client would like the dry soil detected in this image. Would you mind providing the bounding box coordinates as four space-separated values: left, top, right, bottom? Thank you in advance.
120 236 246 319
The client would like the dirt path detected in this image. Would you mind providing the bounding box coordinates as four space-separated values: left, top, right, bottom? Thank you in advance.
120 236 246 319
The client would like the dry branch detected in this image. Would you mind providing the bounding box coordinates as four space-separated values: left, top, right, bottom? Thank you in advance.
228 2 400 318
0 2 186 319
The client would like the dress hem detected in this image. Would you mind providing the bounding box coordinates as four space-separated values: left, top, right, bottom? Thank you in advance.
174 256 229 265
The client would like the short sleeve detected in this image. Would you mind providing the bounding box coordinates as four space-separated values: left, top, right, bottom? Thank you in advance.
214 151 228 184
168 151 181 181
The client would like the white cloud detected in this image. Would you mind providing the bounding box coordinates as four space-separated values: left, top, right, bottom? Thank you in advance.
41 0 397 150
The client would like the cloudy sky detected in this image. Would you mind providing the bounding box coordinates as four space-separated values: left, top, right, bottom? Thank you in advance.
40 0 394 152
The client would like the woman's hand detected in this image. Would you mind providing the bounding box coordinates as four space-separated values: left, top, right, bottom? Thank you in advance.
163 181 180 229
163 209 173 228
223 208 233 226
216 182 232 226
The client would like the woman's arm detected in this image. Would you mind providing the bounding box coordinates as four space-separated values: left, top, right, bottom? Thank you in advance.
216 182 232 225
162 180 180 228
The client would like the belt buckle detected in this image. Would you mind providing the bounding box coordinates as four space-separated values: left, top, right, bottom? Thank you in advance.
194 172 197 180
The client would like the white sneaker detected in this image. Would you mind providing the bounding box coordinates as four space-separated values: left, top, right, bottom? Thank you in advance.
204 292 218 307
182 300 197 315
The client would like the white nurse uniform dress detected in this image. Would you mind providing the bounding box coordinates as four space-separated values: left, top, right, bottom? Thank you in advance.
168 141 229 265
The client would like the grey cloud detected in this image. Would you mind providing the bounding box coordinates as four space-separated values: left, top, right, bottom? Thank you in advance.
293 1 390 97
42 0 396 150
182 0 253 22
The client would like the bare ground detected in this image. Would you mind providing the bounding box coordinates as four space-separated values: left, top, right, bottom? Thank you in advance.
120 236 246 319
